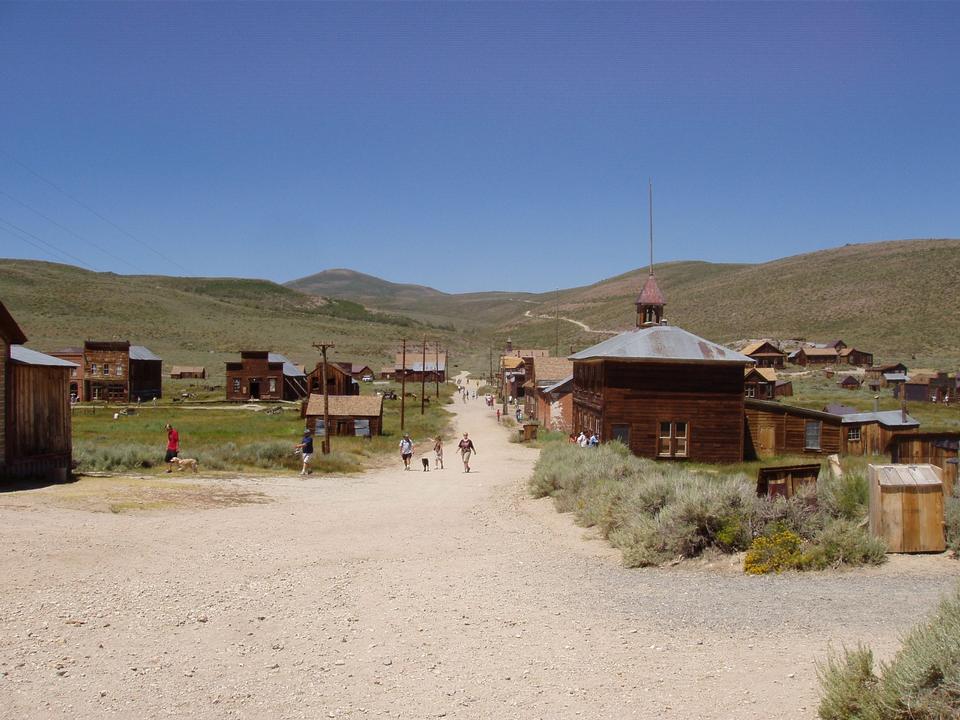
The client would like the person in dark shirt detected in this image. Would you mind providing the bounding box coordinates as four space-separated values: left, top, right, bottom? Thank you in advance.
295 428 314 476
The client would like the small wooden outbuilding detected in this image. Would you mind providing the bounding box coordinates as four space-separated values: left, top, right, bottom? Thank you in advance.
889 433 958 496
302 393 383 437
306 361 358 396
170 366 206 380
868 464 945 553
838 374 862 390
756 463 821 499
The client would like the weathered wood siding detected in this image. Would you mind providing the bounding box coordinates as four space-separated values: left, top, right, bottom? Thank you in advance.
0 337 7 468
225 354 284 401
890 434 959 496
306 413 382 437
575 360 745 463
130 359 163 400
84 347 130 402
7 363 72 479
744 405 842 459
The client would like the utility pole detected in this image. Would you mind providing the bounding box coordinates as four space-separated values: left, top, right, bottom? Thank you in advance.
400 338 407 431
488 347 493 389
311 342 335 454
420 337 427 415
434 341 440 398
555 288 560 357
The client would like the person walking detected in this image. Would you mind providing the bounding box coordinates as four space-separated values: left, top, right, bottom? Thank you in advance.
496 408 501 423
433 435 444 470
399 433 414 470
458 432 476 473
295 428 314 475
164 423 179 472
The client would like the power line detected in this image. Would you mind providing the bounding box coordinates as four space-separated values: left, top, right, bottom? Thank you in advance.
0 217 93 269
0 148 189 273
0 187 144 273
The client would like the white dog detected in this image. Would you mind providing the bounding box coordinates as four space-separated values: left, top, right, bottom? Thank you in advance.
170 457 199 473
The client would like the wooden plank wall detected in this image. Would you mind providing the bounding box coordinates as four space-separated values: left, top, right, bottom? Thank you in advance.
130 359 163 400
890 435 958 496
0 338 7 467
744 406 842 459
8 364 72 475
226 357 284 401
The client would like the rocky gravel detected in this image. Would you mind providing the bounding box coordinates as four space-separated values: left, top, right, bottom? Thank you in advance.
1 379 958 719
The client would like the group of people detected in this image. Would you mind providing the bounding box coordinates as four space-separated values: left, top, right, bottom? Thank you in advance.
573 430 599 448
399 432 476 472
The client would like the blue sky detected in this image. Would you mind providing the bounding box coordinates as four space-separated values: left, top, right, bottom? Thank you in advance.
1 2 958 292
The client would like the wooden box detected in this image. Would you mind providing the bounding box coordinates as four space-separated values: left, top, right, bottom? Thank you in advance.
868 464 945 553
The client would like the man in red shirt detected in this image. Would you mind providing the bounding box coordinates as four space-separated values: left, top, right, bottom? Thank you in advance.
164 423 180 472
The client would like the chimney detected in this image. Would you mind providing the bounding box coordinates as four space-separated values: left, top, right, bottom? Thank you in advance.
873 395 880 413
505 338 513 353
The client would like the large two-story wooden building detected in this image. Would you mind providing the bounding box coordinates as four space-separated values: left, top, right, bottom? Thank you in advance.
225 351 307 401
570 272 753 463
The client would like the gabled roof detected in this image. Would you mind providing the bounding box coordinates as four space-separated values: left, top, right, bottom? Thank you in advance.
838 375 862 385
170 366 205 374
130 345 161 361
742 340 784 356
745 367 778 382
883 372 909 382
569 324 753 365
500 356 524 370
635 273 665 306
800 347 839 357
10 345 78 367
268 353 305 377
533 357 574 383
304 393 383 417
0 301 27 345
841 410 919 428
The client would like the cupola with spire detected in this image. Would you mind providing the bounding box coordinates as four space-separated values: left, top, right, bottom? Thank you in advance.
635 179 665 328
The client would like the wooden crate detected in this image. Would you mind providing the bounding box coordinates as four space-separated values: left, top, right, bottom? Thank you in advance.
756 464 821 499
868 464 945 553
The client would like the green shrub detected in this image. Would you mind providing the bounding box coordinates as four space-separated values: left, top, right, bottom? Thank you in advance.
946 486 960 557
800 519 887 570
817 584 960 719
817 646 879 720
819 469 869 521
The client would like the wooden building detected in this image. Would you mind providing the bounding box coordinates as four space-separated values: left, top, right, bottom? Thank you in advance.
756 464 821 499
793 347 839 366
336 363 374 381
744 367 777 399
1 303 75 481
225 351 307 401
170 366 206 379
839 347 874 367
535 375 574 433
774 379 793 397
393 347 448 383
50 346 84 401
744 399 843 459
570 272 753 463
306 361 358 396
303 393 383 437
500 355 526 400
48 341 162 402
523 357 573 424
741 340 786 369
838 374 862 390
745 399 919 459
867 363 908 381
894 371 957 403
889 432 959 496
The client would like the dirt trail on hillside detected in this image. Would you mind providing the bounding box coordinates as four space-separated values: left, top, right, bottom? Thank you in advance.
1 379 958 719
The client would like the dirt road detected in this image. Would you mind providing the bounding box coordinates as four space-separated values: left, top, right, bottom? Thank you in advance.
1 379 958 719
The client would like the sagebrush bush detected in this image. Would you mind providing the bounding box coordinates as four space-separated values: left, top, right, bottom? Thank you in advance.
817 584 960 719
529 443 887 572
946 485 960 557
818 469 869 521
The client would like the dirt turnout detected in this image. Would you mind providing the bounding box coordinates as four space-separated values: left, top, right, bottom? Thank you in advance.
1 379 958 719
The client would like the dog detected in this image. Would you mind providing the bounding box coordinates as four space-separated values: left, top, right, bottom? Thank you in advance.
171 456 199 473
421 457 430 472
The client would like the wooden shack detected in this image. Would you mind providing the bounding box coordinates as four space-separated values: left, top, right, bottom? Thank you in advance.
793 347 839 366
774 379 793 397
868 464 945 553
0 302 29 478
756 463 821 499
895 371 956 403
6 345 76 481
889 433 958 496
741 340 786 369
306 361 358 396
303 393 383 437
336 363 374 381
838 374 862 390
170 366 206 379
226 351 307 401
570 273 752 463
840 410 919 457
744 399 843 459
867 363 908 381
744 367 777 399
394 347 448 383
839 347 874 367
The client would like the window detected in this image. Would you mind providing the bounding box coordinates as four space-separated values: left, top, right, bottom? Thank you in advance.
116 364 123 376
804 420 822 450
847 427 861 442
268 378 277 393
232 378 241 393
69 367 77 378
103 364 110 376
745 385 756 398
90 363 98 375
658 421 689 458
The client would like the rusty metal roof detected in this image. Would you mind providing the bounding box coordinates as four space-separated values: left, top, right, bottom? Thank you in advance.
268 353 305 377
635 273 666 306
569 324 752 364
304 393 383 417
841 410 919 428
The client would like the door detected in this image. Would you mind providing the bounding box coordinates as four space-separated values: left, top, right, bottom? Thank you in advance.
249 379 260 399
758 427 776 457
